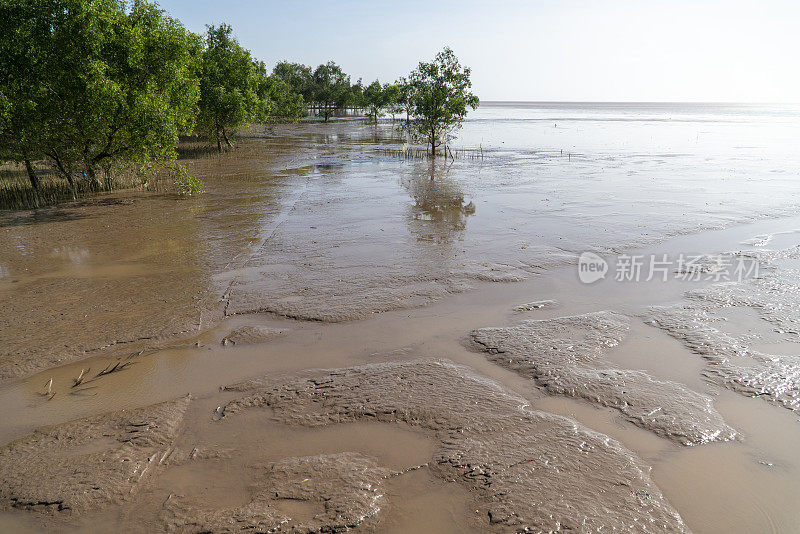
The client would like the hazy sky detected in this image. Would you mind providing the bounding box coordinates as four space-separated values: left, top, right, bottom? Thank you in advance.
158 0 800 102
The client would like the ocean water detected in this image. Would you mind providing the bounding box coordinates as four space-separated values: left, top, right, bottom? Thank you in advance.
457 101 800 242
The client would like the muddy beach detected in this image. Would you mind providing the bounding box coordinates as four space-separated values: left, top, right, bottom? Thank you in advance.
3 103 800 532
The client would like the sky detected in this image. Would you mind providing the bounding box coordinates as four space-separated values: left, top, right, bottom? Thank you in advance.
157 0 800 102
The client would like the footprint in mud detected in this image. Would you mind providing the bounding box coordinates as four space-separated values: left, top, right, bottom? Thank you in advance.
469 310 736 445
216 359 690 532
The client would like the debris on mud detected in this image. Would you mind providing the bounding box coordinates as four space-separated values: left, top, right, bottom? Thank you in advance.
513 299 558 312
470 311 735 445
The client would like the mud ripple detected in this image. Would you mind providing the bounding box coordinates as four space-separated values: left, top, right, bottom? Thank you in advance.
0 396 190 513
225 262 529 322
470 311 735 445
162 452 389 533
647 306 800 412
647 247 800 411
219 359 689 532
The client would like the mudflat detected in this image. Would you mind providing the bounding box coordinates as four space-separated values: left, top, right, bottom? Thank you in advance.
3 104 800 532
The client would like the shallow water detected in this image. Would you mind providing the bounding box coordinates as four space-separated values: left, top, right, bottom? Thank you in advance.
2 103 800 532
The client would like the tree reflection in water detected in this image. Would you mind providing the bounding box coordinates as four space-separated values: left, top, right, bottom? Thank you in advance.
403 163 475 244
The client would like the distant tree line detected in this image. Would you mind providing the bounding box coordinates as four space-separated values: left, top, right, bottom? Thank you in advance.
0 0 478 196
272 48 479 157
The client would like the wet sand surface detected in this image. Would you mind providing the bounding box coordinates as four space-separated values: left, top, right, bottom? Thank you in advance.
3 104 800 532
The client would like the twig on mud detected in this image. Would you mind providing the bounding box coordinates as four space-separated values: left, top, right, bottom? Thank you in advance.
127 349 146 360
94 360 136 378
72 368 90 388
42 377 53 396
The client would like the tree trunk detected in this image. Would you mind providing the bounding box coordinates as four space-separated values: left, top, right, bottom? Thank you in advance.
24 158 39 189
103 166 113 190
222 126 232 148
216 130 222 153
50 152 75 188
430 133 436 159
84 163 102 191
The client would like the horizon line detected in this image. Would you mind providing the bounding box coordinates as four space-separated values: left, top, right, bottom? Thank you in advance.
479 100 800 105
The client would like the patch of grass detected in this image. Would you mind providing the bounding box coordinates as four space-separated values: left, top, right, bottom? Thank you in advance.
0 159 202 210
0 168 148 210
173 166 205 195
176 140 221 160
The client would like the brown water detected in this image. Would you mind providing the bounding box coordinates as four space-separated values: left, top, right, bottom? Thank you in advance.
2 105 800 532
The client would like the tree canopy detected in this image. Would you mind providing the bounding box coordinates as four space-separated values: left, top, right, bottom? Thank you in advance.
0 1 479 205
311 62 351 122
363 80 386 123
404 47 479 157
272 61 314 103
0 0 201 188
197 24 262 151
196 28 307 151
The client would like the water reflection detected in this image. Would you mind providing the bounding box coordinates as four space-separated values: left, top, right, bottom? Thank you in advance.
403 163 475 243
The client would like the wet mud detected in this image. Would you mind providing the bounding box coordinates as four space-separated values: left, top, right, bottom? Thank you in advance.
646 246 800 412
0 396 190 513
470 311 735 445
3 107 800 532
218 359 689 532
5 110 800 376
221 325 287 346
162 452 390 533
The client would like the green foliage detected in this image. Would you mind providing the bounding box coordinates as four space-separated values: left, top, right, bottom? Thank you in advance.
253 61 305 122
311 61 351 122
349 79 366 110
197 27 307 148
0 1 479 209
404 47 479 156
264 75 307 121
120 159 203 195
171 164 205 195
197 23 260 151
0 0 201 189
382 83 403 120
272 61 314 102
363 80 387 123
